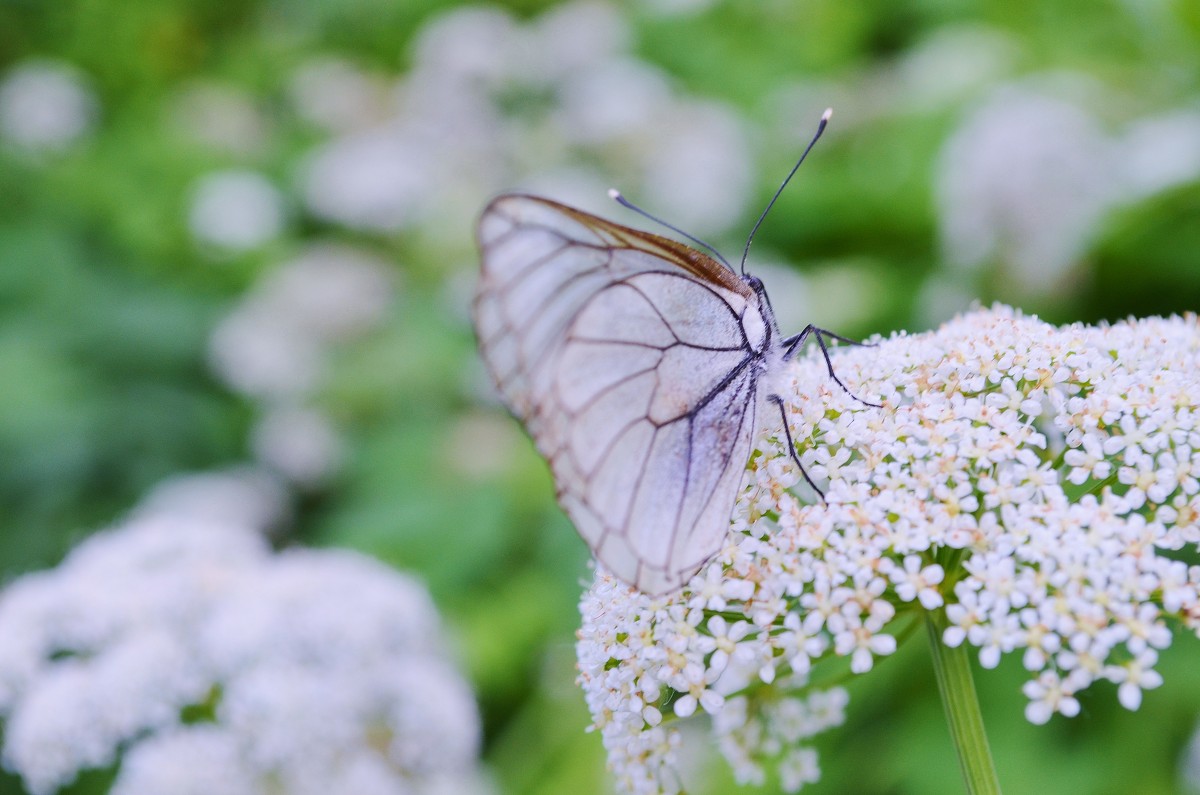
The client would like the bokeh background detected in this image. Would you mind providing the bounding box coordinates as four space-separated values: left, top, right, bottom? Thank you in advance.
2 0 1200 793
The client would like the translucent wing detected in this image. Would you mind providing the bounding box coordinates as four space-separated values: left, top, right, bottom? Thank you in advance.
474 194 765 595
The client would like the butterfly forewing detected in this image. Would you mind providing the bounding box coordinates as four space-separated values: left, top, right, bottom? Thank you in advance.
474 194 764 594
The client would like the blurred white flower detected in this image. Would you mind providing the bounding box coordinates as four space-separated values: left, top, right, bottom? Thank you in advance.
935 81 1200 310
766 25 1014 139
289 58 391 133
1116 108 1200 200
134 466 290 531
251 405 343 487
302 127 432 231
0 511 486 795
555 58 672 145
410 6 524 87
208 243 393 400
301 1 753 239
1180 720 1200 794
188 170 286 252
638 100 753 234
530 1 629 76
255 244 395 341
112 727 258 795
890 26 1016 111
936 85 1117 295
0 60 96 151
209 300 325 399
208 244 393 487
578 305 1200 793
171 83 269 155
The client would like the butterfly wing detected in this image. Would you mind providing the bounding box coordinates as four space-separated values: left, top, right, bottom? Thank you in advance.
474 194 763 594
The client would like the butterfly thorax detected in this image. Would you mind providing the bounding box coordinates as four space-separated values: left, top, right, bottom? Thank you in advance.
742 274 783 352
742 273 794 399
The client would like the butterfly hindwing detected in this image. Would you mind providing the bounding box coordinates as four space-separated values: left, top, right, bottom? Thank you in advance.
474 194 764 594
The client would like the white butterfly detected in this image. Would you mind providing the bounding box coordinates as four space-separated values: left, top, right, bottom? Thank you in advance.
473 112 872 595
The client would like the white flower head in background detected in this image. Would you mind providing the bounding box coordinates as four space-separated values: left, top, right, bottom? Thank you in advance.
208 300 325 399
134 466 291 531
301 126 435 232
251 405 343 487
299 0 752 241
1116 108 1200 200
936 84 1117 296
254 243 394 342
888 25 1016 112
930 81 1200 323
1181 719 1200 795
188 169 286 253
577 305 1200 793
208 243 394 400
0 60 97 152
0 507 487 795
207 244 394 488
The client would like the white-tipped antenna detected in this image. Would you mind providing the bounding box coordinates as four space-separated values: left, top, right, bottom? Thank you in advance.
739 107 833 274
608 187 735 271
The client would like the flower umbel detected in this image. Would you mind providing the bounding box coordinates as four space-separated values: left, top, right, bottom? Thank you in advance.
0 507 486 795
576 305 1200 793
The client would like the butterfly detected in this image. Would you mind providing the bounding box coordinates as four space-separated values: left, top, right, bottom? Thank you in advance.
473 110 875 595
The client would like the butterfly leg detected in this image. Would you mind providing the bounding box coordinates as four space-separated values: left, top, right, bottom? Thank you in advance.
781 325 882 408
769 394 825 500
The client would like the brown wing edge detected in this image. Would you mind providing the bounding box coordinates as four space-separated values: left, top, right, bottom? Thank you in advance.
472 192 760 596
477 193 754 302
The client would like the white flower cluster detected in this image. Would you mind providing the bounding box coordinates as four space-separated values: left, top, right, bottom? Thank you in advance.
298 1 751 241
0 60 96 152
577 305 1200 793
936 85 1116 295
935 81 1200 306
208 244 394 486
188 169 286 252
0 506 485 795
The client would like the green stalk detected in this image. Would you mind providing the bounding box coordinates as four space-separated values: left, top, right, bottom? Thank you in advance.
926 611 1002 795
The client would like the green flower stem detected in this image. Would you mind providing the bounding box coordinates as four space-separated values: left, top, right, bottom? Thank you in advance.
926 611 1002 795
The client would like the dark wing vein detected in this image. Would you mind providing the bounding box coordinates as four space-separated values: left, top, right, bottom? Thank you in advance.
621 272 751 348
683 369 756 562
659 367 754 573
474 193 767 594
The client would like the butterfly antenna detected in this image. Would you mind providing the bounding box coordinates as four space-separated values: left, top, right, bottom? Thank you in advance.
608 189 735 272
739 107 832 275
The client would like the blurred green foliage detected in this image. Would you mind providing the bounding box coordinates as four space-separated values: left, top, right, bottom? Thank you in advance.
1 0 1199 794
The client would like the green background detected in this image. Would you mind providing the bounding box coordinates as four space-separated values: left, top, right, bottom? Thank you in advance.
2 0 1199 793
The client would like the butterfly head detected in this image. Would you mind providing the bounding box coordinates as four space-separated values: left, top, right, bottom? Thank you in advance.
739 272 785 356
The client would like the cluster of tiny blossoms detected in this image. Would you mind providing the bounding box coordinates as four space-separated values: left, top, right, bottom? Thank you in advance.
0 494 485 795
577 305 1200 793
